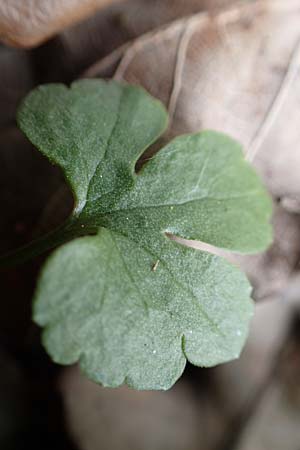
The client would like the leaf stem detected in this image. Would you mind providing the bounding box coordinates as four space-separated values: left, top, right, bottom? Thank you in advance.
0 221 94 268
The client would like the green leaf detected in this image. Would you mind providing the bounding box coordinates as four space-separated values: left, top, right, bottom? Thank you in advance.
16 79 272 390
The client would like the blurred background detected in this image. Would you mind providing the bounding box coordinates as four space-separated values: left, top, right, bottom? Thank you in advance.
1 1 300 449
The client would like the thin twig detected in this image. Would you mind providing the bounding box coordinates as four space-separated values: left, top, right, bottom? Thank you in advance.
246 36 300 162
168 18 197 123
114 22 184 81
83 43 129 78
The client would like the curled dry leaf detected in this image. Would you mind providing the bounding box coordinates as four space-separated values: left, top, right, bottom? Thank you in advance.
0 0 125 48
86 0 300 301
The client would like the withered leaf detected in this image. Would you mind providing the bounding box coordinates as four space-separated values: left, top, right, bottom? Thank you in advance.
0 0 125 48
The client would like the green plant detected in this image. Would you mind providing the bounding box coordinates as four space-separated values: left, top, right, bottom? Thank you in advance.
1 79 272 390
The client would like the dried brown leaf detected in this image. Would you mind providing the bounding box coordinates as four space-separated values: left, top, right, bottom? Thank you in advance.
0 0 125 48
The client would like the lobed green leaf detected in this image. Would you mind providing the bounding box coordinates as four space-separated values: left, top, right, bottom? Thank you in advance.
16 79 272 389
